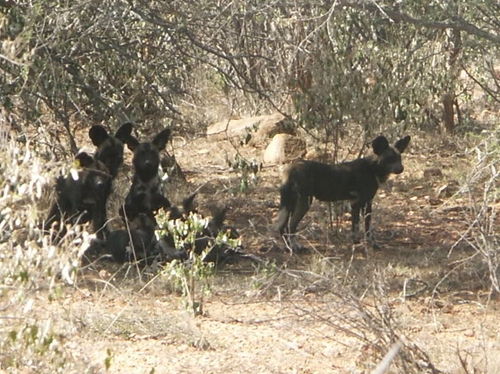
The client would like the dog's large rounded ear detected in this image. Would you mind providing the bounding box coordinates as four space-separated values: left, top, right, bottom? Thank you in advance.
209 206 228 232
89 125 109 146
372 136 389 155
395 135 411 153
75 152 95 168
114 122 134 142
152 128 171 151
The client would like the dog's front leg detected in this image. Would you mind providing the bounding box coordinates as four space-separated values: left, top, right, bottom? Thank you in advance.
92 204 108 240
351 203 361 245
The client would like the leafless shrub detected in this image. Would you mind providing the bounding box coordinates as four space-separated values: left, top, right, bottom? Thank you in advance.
252 256 441 373
0 126 94 370
452 130 500 294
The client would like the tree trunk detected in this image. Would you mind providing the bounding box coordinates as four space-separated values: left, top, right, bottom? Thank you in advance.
442 93 455 133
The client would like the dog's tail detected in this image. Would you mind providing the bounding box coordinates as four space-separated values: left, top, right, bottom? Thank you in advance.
279 179 296 212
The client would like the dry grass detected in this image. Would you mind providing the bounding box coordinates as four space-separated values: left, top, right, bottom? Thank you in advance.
2 120 500 373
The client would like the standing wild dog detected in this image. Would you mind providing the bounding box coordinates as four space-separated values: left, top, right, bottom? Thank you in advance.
89 122 133 179
275 135 411 251
44 152 111 240
121 128 172 222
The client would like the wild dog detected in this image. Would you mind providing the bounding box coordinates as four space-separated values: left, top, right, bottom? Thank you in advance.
108 193 197 264
44 152 111 240
157 203 242 264
89 122 134 179
275 135 411 251
121 128 172 222
167 192 197 220
105 213 158 263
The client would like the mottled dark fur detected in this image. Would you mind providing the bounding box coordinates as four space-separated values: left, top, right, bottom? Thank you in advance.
200 207 241 264
167 193 197 220
157 203 241 264
106 213 158 263
44 152 111 239
275 135 411 250
109 193 197 264
121 128 172 222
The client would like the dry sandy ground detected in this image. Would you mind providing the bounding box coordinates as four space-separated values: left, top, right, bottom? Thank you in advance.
7 128 500 373
30 283 500 373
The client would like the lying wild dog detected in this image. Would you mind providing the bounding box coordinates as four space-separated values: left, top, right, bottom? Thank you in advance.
105 213 158 263
107 192 242 265
121 128 172 222
157 204 242 264
44 152 111 240
275 135 411 251
107 193 197 264
89 122 134 179
167 192 197 220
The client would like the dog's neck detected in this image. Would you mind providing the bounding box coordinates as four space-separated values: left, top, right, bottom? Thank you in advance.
365 155 391 185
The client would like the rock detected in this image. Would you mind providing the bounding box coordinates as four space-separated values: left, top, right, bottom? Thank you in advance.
207 113 292 147
248 116 295 147
305 148 334 163
263 134 306 165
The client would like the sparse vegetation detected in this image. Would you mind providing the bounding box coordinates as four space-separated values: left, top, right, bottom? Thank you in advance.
226 153 262 193
162 253 214 316
0 136 87 371
3 1 500 372
156 212 216 315
458 130 500 294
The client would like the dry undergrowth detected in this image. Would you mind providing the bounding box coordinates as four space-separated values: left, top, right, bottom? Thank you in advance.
1 123 500 373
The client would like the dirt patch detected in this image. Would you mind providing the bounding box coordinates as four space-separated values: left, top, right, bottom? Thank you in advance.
26 283 500 374
9 129 500 373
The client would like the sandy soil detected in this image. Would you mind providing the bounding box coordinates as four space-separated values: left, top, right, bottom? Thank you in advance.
10 126 500 373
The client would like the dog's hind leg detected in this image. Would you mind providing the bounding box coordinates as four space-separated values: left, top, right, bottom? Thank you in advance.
284 195 310 252
288 195 310 233
363 201 380 250
274 180 296 235
274 207 290 235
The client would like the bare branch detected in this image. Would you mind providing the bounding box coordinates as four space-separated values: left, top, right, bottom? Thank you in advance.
339 0 500 44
